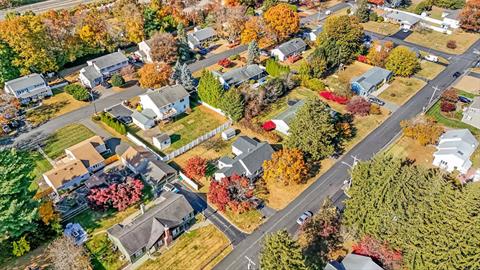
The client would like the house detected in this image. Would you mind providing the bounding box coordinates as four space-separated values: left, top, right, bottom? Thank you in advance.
271 99 305 135
216 64 267 88
65 136 107 173
351 67 392 96
305 26 323 41
137 39 154 63
153 133 171 150
271 38 307 61
107 192 194 262
441 9 460 29
121 146 177 192
139 85 190 120
4 73 52 103
43 160 90 193
214 136 274 181
79 52 129 88
384 11 421 30
324 254 384 270
187 27 217 49
462 97 480 129
132 109 156 130
432 129 478 174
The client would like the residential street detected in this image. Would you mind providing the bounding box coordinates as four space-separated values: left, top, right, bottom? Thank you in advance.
0 0 99 19
300 2 352 24
213 39 480 270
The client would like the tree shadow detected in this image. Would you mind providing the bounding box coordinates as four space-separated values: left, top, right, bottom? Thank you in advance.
169 134 181 144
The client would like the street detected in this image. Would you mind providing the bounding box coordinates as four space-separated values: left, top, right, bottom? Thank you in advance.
0 0 100 19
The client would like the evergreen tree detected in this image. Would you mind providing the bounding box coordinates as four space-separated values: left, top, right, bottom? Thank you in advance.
176 22 186 43
260 230 308 270
179 63 195 92
0 149 39 239
178 40 194 63
0 39 20 87
219 89 244 122
197 70 223 108
171 60 182 83
355 0 370 23
247 40 259 65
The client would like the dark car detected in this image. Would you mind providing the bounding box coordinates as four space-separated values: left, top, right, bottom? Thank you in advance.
101 81 112 89
363 34 372 42
198 48 209 56
368 96 385 106
453 71 462 78
458 96 472 103
117 116 132 125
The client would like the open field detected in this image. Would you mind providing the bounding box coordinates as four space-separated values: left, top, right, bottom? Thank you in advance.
362 21 400 36
141 225 232 270
379 77 426 105
416 60 446 80
43 123 95 159
405 30 480 54
385 136 436 167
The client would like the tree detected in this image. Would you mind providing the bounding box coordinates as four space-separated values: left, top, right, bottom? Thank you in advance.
367 41 394 67
117 2 144 43
262 0 279 10
460 0 480 32
219 89 244 122
197 70 224 107
346 96 371 116
247 40 260 65
441 88 458 103
263 3 300 42
88 178 144 211
434 0 464 9
48 236 92 270
263 148 308 186
149 32 178 64
208 174 253 213
440 100 456 112
65 84 90 101
265 59 290 77
77 9 115 52
38 200 60 225
0 149 38 240
385 46 420 77
138 62 172 88
286 98 340 161
241 17 274 47
260 230 308 270
171 60 182 83
0 39 20 86
401 116 444 146
213 6 247 43
446 39 457 49
353 236 403 270
184 156 208 180
110 74 125 87
179 63 196 92
12 235 30 257
355 0 370 22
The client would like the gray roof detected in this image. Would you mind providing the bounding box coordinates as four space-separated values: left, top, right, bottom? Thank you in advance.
221 64 265 86
341 254 384 270
187 27 216 46
5 73 46 92
351 67 392 92
145 158 177 182
469 96 480 110
107 192 193 256
435 129 478 160
443 9 461 20
89 52 128 69
312 26 323 36
142 108 157 119
276 38 307 56
273 99 305 124
154 133 170 143
142 85 189 109
80 65 102 81
222 128 236 137
132 111 154 125
232 136 259 152
385 11 421 25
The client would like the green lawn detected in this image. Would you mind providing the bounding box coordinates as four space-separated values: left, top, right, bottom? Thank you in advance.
43 124 95 159
31 151 52 180
426 100 480 135
86 233 126 270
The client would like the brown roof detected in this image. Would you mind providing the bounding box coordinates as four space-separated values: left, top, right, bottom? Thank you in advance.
121 146 152 167
66 136 105 168
43 160 89 189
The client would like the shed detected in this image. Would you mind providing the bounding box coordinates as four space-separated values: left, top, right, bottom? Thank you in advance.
153 133 171 150
221 128 236 141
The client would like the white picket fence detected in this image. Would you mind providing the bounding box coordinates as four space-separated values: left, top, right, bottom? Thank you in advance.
179 171 200 190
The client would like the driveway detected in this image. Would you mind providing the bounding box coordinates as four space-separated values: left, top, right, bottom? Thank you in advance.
390 29 413 40
187 44 248 73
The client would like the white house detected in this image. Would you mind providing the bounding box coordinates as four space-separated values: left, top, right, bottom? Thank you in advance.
305 27 322 42
132 109 156 130
4 73 52 103
79 52 129 88
139 85 190 120
441 9 461 29
461 96 480 129
432 129 479 174
187 27 217 50
384 10 421 30
271 38 307 61
153 133 171 150
137 39 154 63
271 100 305 135
215 64 267 89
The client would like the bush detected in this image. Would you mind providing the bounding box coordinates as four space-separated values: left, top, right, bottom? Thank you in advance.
319 91 349 104
377 16 384 22
446 40 457 49
346 96 371 116
302 78 326 92
369 104 382 115
265 59 290 77
110 74 125 87
99 113 127 135
440 101 456 112
369 12 379 21
64 84 90 101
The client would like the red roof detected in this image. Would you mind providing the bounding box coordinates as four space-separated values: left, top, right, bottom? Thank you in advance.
262 120 276 131
368 0 384 5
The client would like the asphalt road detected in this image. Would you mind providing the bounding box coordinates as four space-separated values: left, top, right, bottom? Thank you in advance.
0 0 99 19
213 39 480 270
300 2 352 25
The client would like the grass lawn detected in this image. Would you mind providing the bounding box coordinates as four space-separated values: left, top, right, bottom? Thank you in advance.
405 30 480 54
26 89 88 125
223 209 264 233
361 21 400 36
31 151 52 180
426 100 480 135
141 225 232 270
71 206 139 235
385 136 436 167
378 77 426 106
324 61 373 93
86 233 126 270
416 60 446 80
43 123 95 159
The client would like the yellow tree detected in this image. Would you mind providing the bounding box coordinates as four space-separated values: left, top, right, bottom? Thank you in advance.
138 62 172 88
38 200 59 225
77 9 114 51
115 2 144 43
263 3 299 42
241 17 274 48
367 40 394 67
263 148 308 186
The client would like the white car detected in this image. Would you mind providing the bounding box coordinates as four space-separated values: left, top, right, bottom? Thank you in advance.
296 211 313 225
325 10 332 15
425 54 438 62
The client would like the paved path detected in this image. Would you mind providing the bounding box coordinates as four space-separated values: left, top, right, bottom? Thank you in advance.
0 0 100 19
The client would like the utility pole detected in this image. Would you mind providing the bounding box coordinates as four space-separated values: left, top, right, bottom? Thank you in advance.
341 155 359 197
245 256 256 270
424 85 440 113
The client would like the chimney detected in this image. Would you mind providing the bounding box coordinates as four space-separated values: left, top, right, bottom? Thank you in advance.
164 226 173 246
140 204 145 215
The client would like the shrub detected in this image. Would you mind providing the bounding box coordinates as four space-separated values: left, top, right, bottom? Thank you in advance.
99 112 127 135
440 100 456 112
377 16 384 22
346 96 371 116
319 91 349 104
88 178 143 211
265 59 290 77
446 40 457 49
302 78 326 92
369 104 382 115
64 84 90 101
184 156 208 180
441 88 458 103
110 74 125 87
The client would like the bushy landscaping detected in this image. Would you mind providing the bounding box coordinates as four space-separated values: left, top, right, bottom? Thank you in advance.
86 233 125 270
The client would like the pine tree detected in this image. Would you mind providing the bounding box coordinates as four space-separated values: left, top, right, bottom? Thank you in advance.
219 89 244 122
176 22 186 43
197 70 224 108
171 60 182 83
179 63 195 92
0 149 39 239
260 230 308 270
247 40 259 65
355 0 370 23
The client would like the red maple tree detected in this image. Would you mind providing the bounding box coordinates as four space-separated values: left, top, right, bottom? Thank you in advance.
353 236 403 270
184 156 208 180
88 178 144 211
346 96 371 116
208 174 253 213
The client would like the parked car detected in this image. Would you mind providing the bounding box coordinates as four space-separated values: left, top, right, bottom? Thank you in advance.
117 116 132 125
425 54 438 62
198 48 209 56
260 50 269 57
296 211 313 225
101 81 112 89
458 96 472 103
453 71 462 78
368 96 385 106
325 10 332 15
163 183 180 193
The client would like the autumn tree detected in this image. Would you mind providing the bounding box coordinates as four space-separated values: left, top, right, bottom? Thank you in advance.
219 88 244 122
213 6 247 42
138 62 172 88
197 70 224 107
38 200 60 225
241 17 274 47
48 236 92 270
353 236 403 270
0 149 38 240
77 9 115 52
401 116 444 146
149 32 178 64
88 178 144 211
208 175 253 213
184 156 208 180
346 96 371 116
367 41 394 67
286 98 341 161
260 230 308 270
460 0 480 32
12 235 30 257
116 2 144 43
263 3 300 42
263 148 308 186
441 87 458 103
385 46 420 77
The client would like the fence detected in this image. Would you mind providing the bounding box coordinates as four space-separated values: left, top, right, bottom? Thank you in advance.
179 171 200 190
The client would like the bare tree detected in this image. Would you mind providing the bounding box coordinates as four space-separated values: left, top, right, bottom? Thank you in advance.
47 236 92 270
213 6 247 42
150 32 178 64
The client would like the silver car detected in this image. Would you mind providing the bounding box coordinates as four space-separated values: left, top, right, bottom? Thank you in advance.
296 211 313 225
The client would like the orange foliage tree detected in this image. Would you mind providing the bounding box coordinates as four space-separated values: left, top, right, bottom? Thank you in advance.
263 148 308 186
460 0 480 32
401 116 444 146
367 40 394 67
138 62 172 88
39 200 59 225
263 3 300 42
241 17 274 47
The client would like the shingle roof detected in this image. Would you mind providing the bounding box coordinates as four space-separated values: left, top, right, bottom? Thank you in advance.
43 160 89 189
80 65 102 81
5 73 46 92
351 67 392 92
385 11 421 25
89 52 128 69
107 192 193 256
65 136 105 168
232 136 258 152
187 27 216 46
341 254 384 270
434 129 478 161
132 111 154 125
121 146 176 179
273 99 305 124
276 38 307 56
141 85 189 109
221 65 265 86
